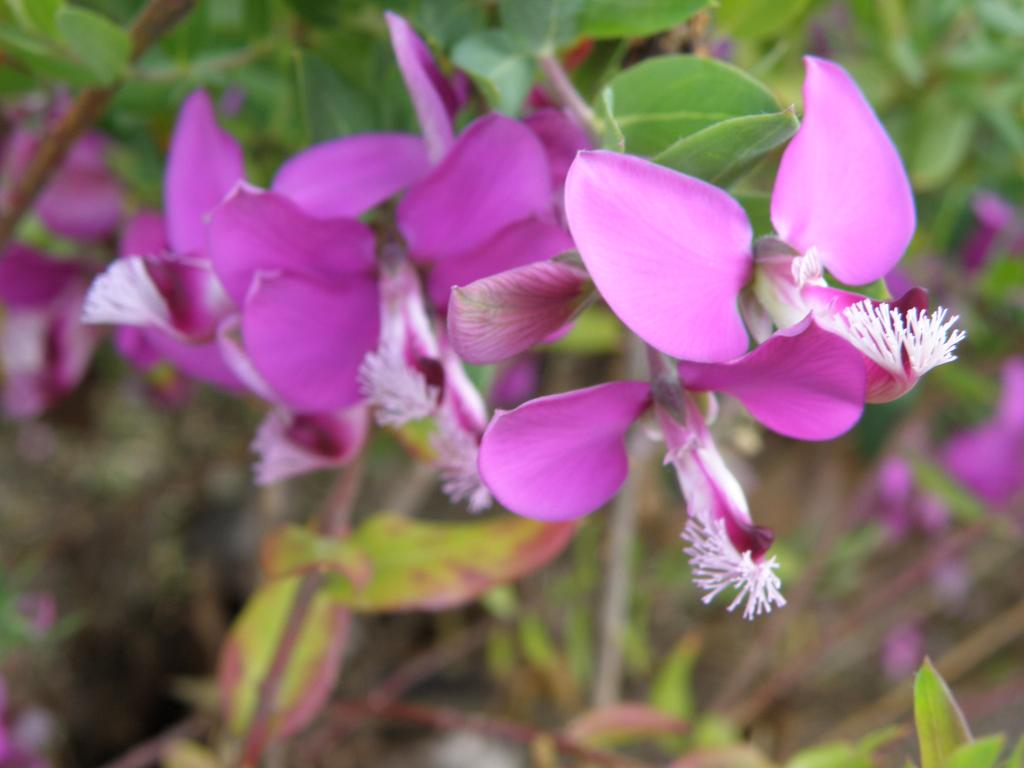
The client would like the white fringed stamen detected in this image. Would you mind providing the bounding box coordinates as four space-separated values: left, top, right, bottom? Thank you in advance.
358 345 439 428
841 299 966 378
81 257 172 331
791 246 824 286
682 513 786 621
431 415 492 513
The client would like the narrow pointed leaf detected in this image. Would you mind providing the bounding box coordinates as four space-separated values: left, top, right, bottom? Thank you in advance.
914 659 972 768
670 745 774 768
947 736 1004 768
452 30 532 115
262 515 576 611
217 578 349 744
564 703 689 748
654 109 799 186
579 0 709 39
55 6 130 85
785 744 871 768
597 55 781 157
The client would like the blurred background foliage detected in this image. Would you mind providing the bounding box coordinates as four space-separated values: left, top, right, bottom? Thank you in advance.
0 0 1022 766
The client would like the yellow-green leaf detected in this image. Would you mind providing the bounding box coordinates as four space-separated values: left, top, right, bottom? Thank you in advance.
218 578 349 743
914 659 973 768
263 515 576 611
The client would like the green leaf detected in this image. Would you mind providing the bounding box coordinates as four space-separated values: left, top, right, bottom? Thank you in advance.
597 55 781 157
564 703 688 748
735 193 773 237
910 457 986 524
651 634 701 721
714 0 814 39
578 0 709 39
668 745 774 768
263 515 576 611
162 739 224 768
858 725 909 758
545 305 623 355
451 30 533 115
4 0 63 35
293 51 375 142
786 744 871 768
975 0 1024 36
653 107 798 185
218 578 349 741
415 0 487 48
499 0 583 53
1005 736 1024 768
914 659 973 768
56 6 131 84
909 92 976 192
948 736 1005 768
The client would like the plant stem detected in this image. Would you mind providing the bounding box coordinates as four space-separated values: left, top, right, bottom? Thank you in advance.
593 335 650 707
237 456 366 766
539 53 598 139
0 0 197 249
329 699 656 768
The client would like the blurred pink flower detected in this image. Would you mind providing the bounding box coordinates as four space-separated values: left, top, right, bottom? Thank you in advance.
0 111 121 242
941 357 1024 508
0 245 98 419
963 192 1022 273
881 622 924 681
386 13 573 310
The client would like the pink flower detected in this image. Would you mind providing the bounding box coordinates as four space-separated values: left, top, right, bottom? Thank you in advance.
82 91 244 390
941 357 1024 508
564 57 963 400
385 13 573 309
478 319 865 617
962 191 1022 273
359 261 492 511
0 245 98 418
0 97 122 242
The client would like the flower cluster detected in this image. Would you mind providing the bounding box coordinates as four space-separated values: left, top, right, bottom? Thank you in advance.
79 13 584 506
0 96 121 418
454 57 964 618
9 14 963 620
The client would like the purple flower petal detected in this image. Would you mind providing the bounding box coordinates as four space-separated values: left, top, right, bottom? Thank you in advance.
83 253 232 342
429 218 574 309
37 133 122 241
252 406 370 485
523 108 592 190
941 425 1024 507
0 245 83 308
385 12 456 163
165 90 245 254
565 150 752 362
398 114 552 262
208 187 376 304
448 258 590 364
272 133 430 219
770 57 915 286
478 381 651 520
941 357 1024 506
2 283 99 418
997 356 1024 428
242 272 380 412
120 210 168 257
130 329 244 391
677 316 866 440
